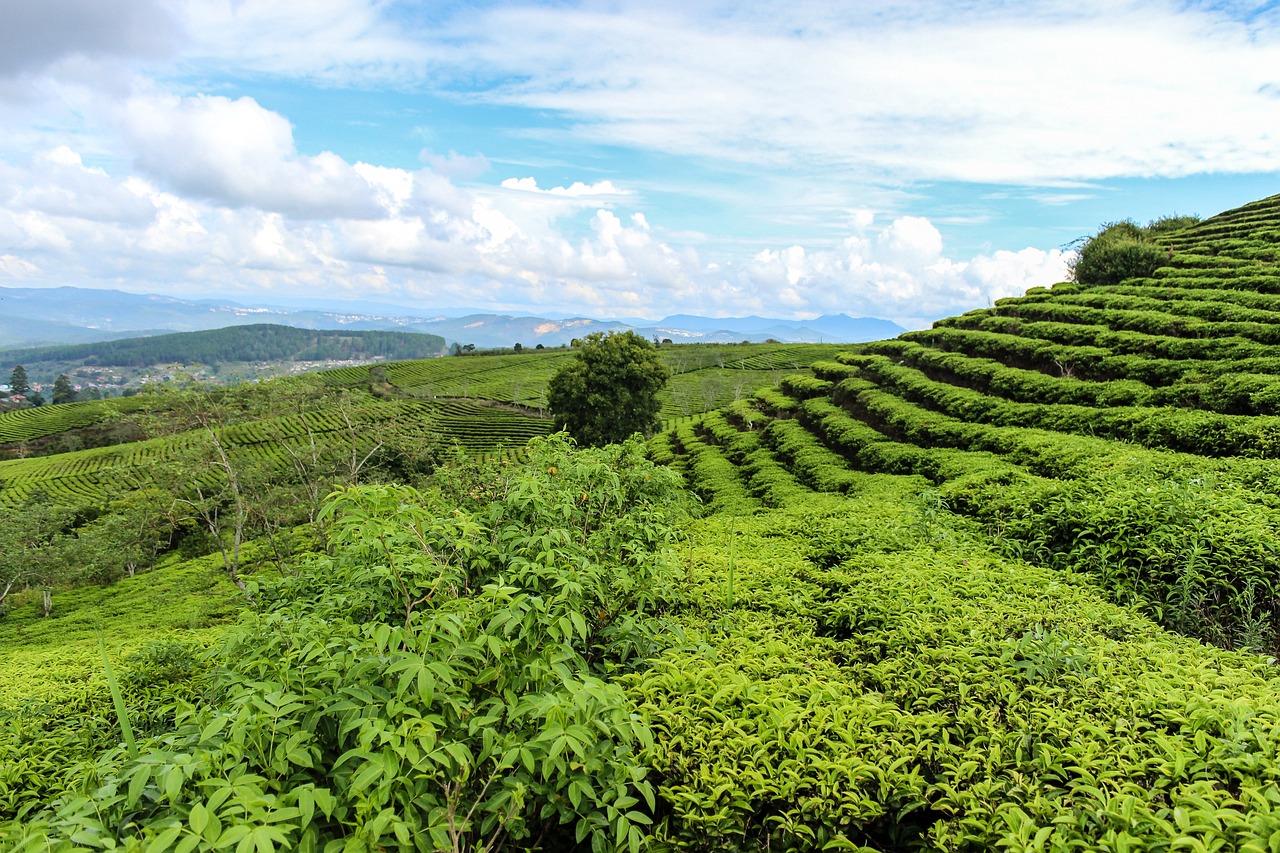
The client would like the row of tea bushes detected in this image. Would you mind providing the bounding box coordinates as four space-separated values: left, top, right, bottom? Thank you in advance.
648 356 1280 654
841 355 1280 458
625 485 1280 850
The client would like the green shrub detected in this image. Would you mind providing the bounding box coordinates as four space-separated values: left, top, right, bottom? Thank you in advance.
627 495 1280 851
1071 220 1181 286
4 435 688 851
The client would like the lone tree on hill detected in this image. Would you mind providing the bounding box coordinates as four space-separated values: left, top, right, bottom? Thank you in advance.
7 365 29 396
547 330 670 446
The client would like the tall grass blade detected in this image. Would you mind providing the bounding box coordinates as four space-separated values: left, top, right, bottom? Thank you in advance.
99 635 138 760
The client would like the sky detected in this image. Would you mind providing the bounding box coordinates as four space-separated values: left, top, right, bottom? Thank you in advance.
0 1 1278 328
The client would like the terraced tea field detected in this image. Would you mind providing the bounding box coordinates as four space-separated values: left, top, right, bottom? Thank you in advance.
0 399 552 508
0 342 845 509
0 395 153 445
330 342 849 421
655 193 1280 652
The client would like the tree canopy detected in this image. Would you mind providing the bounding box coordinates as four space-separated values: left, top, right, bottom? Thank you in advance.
51 375 76 405
547 330 670 446
7 365 29 396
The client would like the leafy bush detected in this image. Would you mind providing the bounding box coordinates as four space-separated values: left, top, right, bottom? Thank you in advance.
1070 217 1198 287
948 467 1280 651
4 435 690 851
627 495 1280 851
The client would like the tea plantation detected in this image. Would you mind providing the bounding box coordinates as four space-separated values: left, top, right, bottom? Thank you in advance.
6 195 1280 850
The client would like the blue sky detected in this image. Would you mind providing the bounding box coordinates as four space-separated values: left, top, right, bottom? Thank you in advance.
1 1 1278 327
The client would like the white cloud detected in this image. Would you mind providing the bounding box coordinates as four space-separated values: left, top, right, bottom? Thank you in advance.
9 211 73 252
0 1 1205 323
4 146 155 224
176 0 427 85
421 149 491 180
353 162 414 216
736 213 1071 325
500 177 630 197
429 1 1280 183
0 136 1074 324
875 216 944 268
121 93 384 219
0 254 40 278
9 2 1275 188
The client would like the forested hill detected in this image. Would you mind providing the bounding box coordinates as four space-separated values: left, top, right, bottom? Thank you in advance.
0 324 447 368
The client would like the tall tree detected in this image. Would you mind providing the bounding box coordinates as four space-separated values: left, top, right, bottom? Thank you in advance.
7 365 29 396
51 375 76 405
547 331 670 446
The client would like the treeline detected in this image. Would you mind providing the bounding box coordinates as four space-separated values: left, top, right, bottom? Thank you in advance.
0 324 447 368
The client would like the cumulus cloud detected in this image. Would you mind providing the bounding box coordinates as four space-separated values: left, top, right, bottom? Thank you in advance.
875 216 944 268
120 93 386 219
0 0 1157 322
5 147 156 224
0 137 1069 324
736 213 1071 325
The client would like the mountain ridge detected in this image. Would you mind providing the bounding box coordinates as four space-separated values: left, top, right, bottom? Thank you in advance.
0 285 906 349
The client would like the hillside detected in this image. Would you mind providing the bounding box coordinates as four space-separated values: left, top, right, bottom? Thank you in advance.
0 324 448 367
0 324 448 393
0 341 846 467
10 194 1280 850
656 194 1280 647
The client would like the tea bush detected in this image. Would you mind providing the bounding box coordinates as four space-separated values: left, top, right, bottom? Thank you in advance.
1071 218 1194 286
627 493 1280 851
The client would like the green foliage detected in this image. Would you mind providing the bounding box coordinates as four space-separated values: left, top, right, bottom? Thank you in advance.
625 494 1280 851
1070 217 1198 287
326 343 842 424
13 193 1280 852
949 466 1280 650
0 492 76 611
548 331 670 447
7 364 29 396
0 397 552 510
841 352 1280 458
0 394 152 450
51 375 76 405
4 435 689 851
0 551 230 827
0 634 216 826
669 421 760 516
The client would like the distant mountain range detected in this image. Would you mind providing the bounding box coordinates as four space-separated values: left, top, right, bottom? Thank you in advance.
0 285 905 350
